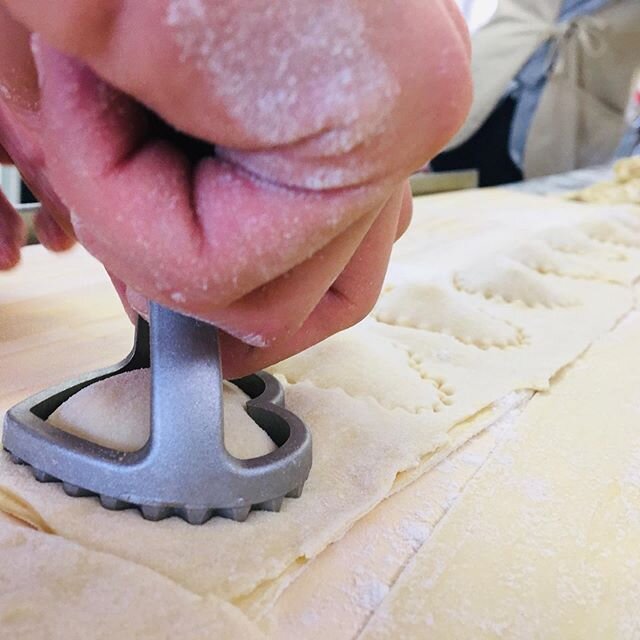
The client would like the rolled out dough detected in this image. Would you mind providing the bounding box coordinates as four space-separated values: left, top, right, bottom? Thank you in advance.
3 191 640 635
0 514 264 640
48 369 276 460
259 392 532 639
361 310 640 639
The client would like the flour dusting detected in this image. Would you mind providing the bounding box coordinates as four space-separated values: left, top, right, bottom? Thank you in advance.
165 0 399 150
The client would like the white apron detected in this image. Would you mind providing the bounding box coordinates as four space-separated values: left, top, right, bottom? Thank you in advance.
448 0 640 177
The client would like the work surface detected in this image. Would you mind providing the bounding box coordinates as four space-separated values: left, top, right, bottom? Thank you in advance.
2 189 640 639
0 244 131 411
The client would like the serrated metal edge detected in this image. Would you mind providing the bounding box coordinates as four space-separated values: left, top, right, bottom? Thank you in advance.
3 449 305 525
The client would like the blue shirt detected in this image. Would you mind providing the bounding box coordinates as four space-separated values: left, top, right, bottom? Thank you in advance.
508 0 612 169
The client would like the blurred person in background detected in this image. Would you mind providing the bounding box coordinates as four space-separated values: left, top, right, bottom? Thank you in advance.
433 0 640 186
617 66 640 157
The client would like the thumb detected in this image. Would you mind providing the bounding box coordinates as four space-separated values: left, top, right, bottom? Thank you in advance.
0 188 26 269
0 142 12 163
33 206 75 252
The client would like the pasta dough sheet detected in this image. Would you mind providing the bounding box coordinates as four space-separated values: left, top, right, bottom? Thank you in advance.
361 310 640 640
1 192 640 621
238 390 532 623
260 392 532 639
48 370 276 459
0 515 264 640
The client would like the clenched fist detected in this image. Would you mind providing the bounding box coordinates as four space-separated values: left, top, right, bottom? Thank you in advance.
0 0 471 376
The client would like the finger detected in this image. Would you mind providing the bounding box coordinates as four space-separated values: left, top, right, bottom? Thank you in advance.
122 201 384 345
117 186 403 376
123 184 402 348
309 184 404 329
107 271 138 324
0 143 11 164
33 206 75 252
219 186 404 377
0 6 76 241
0 188 25 269
191 207 381 346
0 3 39 112
395 180 413 240
33 43 388 312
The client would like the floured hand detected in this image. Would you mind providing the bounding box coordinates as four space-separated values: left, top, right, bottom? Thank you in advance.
0 0 471 376
0 7 75 267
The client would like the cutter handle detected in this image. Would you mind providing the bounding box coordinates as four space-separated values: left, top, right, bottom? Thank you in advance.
146 303 230 466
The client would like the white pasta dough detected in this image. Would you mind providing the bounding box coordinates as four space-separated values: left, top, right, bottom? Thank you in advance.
362 310 640 640
3 191 640 637
48 369 276 460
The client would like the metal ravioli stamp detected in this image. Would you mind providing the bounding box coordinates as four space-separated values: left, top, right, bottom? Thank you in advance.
2 303 312 525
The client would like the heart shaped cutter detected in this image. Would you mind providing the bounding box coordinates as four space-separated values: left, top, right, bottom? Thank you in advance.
2 303 312 524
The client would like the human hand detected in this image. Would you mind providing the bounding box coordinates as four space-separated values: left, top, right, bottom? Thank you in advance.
0 0 471 376
0 8 76 268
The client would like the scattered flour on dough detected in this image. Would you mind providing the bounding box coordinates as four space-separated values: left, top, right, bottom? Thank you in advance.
396 519 432 552
350 571 390 612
